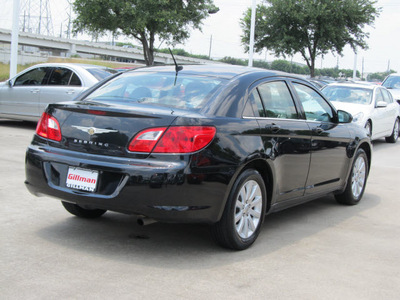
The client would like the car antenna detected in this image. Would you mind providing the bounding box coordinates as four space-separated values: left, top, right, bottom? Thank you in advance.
169 48 183 85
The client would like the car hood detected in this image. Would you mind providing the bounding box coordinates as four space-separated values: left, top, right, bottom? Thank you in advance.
330 101 371 117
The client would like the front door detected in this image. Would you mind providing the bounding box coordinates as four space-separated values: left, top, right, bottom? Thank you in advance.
291 82 352 195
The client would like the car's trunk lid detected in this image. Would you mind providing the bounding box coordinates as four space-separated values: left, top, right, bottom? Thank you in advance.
46 102 180 158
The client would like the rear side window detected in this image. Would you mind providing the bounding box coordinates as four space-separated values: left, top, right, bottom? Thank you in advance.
294 83 334 122
257 81 298 119
85 72 224 110
69 73 82 86
48 68 73 86
380 88 393 104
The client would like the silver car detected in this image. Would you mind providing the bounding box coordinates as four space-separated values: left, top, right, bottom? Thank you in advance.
0 63 117 121
322 82 400 143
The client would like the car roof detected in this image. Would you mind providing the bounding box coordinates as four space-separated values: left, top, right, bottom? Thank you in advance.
130 64 293 80
324 82 377 90
30 63 110 70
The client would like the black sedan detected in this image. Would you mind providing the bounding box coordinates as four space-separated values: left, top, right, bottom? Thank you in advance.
25 65 372 250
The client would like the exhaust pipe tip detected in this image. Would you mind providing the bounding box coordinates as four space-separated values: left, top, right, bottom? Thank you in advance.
137 217 157 226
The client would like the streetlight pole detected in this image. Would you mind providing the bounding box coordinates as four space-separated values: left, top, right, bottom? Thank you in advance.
10 0 20 79
248 0 256 67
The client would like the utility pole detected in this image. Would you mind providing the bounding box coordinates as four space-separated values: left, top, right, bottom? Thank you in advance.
352 51 357 80
208 35 213 59
20 0 53 36
361 57 364 80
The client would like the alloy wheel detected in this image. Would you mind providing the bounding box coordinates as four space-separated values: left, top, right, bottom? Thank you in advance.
235 180 263 239
351 156 367 199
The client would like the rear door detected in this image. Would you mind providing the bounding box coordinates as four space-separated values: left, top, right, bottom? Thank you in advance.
39 67 86 114
291 82 352 195
248 79 312 201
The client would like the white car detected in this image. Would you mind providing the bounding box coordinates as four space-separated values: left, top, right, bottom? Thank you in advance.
0 63 117 122
322 82 400 143
382 73 400 105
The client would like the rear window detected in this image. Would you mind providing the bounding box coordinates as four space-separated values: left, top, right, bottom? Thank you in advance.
84 72 225 110
86 68 118 81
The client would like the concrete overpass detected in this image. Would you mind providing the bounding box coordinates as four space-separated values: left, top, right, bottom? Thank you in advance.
0 28 216 65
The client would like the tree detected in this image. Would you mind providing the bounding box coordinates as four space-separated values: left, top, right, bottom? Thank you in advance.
241 0 380 77
73 0 218 66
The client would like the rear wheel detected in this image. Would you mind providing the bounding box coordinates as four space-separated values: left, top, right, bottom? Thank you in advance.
211 169 266 250
335 149 368 205
62 201 107 218
385 118 399 143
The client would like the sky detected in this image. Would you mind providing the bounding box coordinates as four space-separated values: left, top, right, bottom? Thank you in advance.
0 0 399 74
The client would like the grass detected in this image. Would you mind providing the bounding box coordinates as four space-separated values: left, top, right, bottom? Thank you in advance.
0 57 140 81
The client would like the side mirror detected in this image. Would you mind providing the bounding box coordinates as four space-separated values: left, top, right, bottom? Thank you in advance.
376 101 387 108
7 79 13 87
337 110 353 123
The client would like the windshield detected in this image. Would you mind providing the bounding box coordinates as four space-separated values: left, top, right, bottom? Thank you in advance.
86 67 118 81
382 75 400 89
84 71 225 110
322 86 372 105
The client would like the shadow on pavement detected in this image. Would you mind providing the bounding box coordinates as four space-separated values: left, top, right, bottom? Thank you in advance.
36 192 380 269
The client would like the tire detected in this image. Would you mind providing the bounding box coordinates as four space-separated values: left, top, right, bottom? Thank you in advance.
335 149 369 205
211 169 266 250
61 201 107 218
385 118 399 143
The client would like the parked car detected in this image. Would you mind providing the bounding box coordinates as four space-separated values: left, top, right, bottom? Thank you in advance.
322 82 399 143
382 73 400 105
25 65 372 250
0 63 118 121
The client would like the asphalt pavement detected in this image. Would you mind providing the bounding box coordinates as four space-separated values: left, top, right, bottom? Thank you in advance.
1 119 400 299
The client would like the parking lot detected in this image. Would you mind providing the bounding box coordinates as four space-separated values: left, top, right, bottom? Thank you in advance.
1 119 400 299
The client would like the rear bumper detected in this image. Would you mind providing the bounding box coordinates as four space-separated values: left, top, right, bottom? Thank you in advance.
25 144 232 223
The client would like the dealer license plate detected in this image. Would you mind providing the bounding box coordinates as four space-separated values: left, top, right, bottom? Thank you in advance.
66 167 99 192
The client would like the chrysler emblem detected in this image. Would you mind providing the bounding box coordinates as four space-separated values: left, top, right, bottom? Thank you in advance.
72 125 118 135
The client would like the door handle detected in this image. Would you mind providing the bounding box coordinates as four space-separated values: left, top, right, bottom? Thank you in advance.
312 126 324 134
66 90 75 95
30 89 39 94
265 123 281 133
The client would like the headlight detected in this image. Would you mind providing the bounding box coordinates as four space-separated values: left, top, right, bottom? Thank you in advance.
352 112 364 124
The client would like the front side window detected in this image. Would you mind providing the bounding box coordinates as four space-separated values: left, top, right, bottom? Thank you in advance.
14 67 49 86
294 83 334 122
257 81 298 119
375 89 384 104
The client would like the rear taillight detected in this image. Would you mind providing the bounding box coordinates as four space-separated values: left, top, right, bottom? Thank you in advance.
128 126 216 153
36 112 62 142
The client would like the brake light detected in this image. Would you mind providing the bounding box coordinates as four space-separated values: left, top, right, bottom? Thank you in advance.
128 126 216 153
36 112 62 141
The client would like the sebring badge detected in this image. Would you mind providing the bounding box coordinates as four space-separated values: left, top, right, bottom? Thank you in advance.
72 126 118 135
